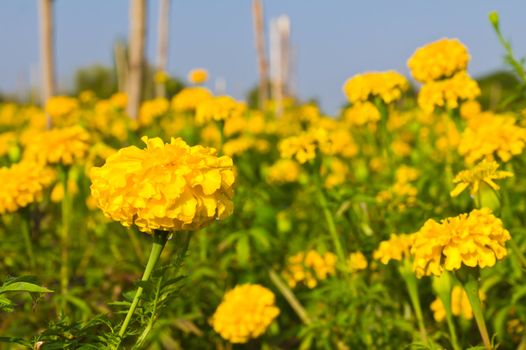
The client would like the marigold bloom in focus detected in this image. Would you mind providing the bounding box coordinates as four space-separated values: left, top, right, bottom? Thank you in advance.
195 96 246 125
266 159 301 184
211 284 279 344
417 71 480 113
0 161 54 214
284 250 337 288
343 71 408 104
23 126 90 165
451 160 513 197
171 87 213 112
188 68 209 85
408 38 470 83
411 208 510 278
373 233 415 264
90 137 235 233
348 252 368 271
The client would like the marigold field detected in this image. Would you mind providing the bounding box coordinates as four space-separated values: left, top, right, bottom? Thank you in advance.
2 8 526 350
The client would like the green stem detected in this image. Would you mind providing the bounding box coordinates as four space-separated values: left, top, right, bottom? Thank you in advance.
117 230 170 344
439 288 461 350
59 166 70 310
315 186 346 265
20 207 36 271
269 269 311 325
463 273 492 350
399 262 428 343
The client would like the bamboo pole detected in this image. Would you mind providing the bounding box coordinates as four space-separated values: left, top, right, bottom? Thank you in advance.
127 0 147 119
155 0 170 98
38 0 55 127
114 40 128 94
252 0 268 109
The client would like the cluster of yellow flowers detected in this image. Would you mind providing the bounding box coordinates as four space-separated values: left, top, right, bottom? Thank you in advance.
195 96 246 125
343 71 408 104
171 87 213 112
0 161 54 214
373 233 415 264
348 251 368 271
284 250 337 288
23 126 90 165
188 68 209 85
323 158 349 188
110 92 128 110
279 130 321 164
408 38 470 83
451 160 513 197
376 166 419 210
222 136 269 157
411 208 510 278
430 285 484 322
90 137 235 233
458 113 526 164
45 96 79 119
417 71 480 113
266 159 301 184
138 97 170 126
224 112 266 137
343 101 381 127
210 284 279 344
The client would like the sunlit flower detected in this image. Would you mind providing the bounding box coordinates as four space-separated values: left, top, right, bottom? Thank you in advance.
110 92 128 110
411 208 510 278
417 71 480 113
188 68 209 85
171 87 213 112
45 96 79 119
395 165 420 184
195 96 246 125
460 100 481 120
211 284 280 344
266 159 301 184
343 71 408 104
279 129 328 164
451 160 513 197
0 132 17 157
323 158 349 188
343 101 381 127
373 233 415 264
23 126 90 165
348 252 368 271
0 161 54 214
408 38 470 83
284 250 337 288
139 98 170 125
90 137 235 233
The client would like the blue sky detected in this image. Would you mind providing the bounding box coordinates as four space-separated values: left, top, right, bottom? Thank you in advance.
1 1 526 113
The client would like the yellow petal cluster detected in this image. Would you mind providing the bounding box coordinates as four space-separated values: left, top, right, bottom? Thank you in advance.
458 113 526 164
451 159 513 197
408 38 470 83
139 98 170 126
195 96 246 125
23 126 90 165
417 71 480 113
411 208 510 278
343 101 381 127
373 233 415 264
188 68 209 85
45 96 79 119
90 137 235 233
0 161 54 214
211 284 280 344
279 129 328 164
343 71 408 104
266 159 301 184
171 87 213 112
348 252 368 271
431 286 485 322
284 250 337 288
110 92 128 110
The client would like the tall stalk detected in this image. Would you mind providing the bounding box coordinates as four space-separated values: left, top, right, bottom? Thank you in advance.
59 166 71 310
463 273 492 350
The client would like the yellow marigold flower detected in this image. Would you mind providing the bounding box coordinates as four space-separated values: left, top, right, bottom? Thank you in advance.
431 286 485 322
323 158 349 189
343 71 408 104
188 68 209 85
460 100 481 120
348 252 368 271
408 38 470 83
79 90 96 104
284 250 337 288
23 126 90 165
459 113 526 164
154 70 169 84
222 136 254 157
0 161 54 214
138 98 170 125
171 87 213 112
451 160 513 197
411 208 510 278
210 284 279 344
319 129 358 158
90 137 235 233
395 165 420 184
45 96 79 119
110 92 128 109
0 132 17 157
279 129 327 164
391 139 412 157
373 233 415 264
418 71 480 113
266 159 301 184
343 101 381 127
195 96 246 125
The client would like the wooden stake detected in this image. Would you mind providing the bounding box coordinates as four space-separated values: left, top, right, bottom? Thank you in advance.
38 0 55 127
252 0 268 109
155 0 170 98
127 0 147 119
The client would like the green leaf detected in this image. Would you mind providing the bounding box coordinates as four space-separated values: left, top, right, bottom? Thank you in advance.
236 235 251 267
0 282 53 294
